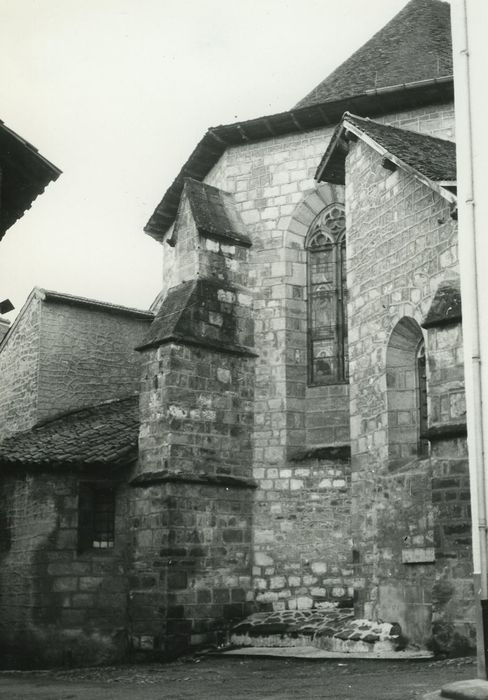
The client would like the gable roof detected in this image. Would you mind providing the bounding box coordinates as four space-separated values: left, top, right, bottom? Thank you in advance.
296 0 452 109
316 113 456 201
144 0 453 243
0 396 139 468
174 178 251 247
0 119 61 239
0 287 153 352
39 288 154 320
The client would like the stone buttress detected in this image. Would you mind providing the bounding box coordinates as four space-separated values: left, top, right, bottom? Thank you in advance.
129 179 256 655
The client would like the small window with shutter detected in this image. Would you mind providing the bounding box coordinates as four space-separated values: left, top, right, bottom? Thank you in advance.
78 482 115 553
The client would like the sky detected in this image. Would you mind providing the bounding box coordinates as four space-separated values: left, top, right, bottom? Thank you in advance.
0 0 420 318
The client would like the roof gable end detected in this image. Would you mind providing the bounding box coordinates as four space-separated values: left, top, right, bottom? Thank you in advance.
316 112 456 204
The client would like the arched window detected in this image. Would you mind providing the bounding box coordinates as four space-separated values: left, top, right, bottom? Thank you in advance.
386 318 429 468
306 204 347 385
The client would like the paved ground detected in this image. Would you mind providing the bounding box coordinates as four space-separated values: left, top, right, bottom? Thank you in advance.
0 654 477 699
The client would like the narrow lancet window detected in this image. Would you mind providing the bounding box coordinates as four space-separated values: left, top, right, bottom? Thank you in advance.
306 204 347 385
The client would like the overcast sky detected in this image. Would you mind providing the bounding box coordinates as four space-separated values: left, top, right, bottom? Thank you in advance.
0 0 421 317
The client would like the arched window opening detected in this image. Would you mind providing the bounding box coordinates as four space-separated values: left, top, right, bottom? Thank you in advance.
417 340 429 456
386 318 429 468
306 204 347 385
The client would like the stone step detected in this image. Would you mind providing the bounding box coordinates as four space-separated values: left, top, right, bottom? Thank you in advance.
230 608 419 657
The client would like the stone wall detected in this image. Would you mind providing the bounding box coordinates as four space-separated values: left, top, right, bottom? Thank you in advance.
252 450 353 611
346 136 473 650
133 175 256 651
194 102 455 606
0 293 41 438
37 301 150 423
0 292 151 438
0 470 130 667
128 479 254 655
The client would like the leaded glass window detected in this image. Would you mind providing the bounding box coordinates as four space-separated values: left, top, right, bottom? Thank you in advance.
306 204 348 385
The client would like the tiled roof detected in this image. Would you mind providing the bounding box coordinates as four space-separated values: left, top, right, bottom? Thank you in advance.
0 119 61 239
144 0 453 243
178 179 251 247
316 113 456 186
137 278 255 356
296 0 452 108
0 396 139 467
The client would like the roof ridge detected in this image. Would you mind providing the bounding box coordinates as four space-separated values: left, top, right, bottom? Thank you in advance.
38 288 153 317
19 394 139 435
316 111 456 198
344 112 455 146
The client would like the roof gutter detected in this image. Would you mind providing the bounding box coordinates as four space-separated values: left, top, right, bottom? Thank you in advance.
363 74 453 96
145 78 454 241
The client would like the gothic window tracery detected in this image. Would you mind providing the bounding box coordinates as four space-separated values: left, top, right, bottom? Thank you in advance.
306 204 348 385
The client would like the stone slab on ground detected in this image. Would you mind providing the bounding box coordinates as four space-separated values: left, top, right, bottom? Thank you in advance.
231 607 408 655
222 645 433 660
441 679 488 699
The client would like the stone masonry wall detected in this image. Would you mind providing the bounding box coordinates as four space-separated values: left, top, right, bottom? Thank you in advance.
0 295 150 439
0 470 130 667
138 344 254 477
128 480 253 655
196 102 455 604
134 176 256 653
346 137 472 650
0 293 41 439
252 452 353 611
132 339 255 652
37 302 150 423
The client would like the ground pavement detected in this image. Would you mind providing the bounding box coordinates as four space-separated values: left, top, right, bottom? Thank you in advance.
0 655 476 699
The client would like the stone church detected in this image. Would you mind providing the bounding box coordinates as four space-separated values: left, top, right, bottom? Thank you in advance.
0 0 473 665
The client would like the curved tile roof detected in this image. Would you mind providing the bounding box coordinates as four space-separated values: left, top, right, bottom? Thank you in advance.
0 396 139 467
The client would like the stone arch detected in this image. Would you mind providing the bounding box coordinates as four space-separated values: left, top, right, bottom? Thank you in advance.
286 183 345 239
386 317 427 468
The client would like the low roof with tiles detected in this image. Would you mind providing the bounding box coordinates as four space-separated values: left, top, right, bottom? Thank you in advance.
144 0 453 242
316 112 456 192
0 396 139 468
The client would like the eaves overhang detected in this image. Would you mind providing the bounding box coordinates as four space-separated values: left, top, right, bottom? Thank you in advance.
144 77 454 243
316 113 457 207
0 120 62 239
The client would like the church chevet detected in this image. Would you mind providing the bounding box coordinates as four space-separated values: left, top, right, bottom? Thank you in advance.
0 0 474 666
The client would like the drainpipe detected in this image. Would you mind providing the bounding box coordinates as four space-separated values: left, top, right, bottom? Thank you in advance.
452 0 488 678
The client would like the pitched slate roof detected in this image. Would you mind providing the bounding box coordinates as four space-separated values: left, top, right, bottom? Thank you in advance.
137 278 256 356
176 178 251 247
0 396 139 467
144 0 453 243
296 0 452 109
0 119 61 239
316 113 456 188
